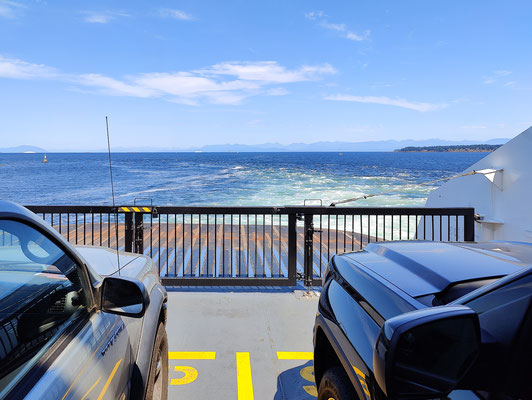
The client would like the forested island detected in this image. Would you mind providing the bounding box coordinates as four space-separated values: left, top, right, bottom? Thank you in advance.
395 144 502 152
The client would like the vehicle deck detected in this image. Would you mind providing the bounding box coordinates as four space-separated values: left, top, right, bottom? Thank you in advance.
47 222 367 278
165 286 320 400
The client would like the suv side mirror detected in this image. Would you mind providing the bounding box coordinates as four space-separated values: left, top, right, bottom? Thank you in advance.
101 276 150 318
373 306 480 399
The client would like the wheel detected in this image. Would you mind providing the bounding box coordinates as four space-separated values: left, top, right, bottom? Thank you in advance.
145 322 169 400
318 366 358 400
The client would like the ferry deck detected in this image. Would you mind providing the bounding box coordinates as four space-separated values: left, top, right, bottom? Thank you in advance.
24 204 476 399
165 286 320 400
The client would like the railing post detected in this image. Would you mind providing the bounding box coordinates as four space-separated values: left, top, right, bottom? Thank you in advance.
464 210 475 241
124 211 134 252
134 212 144 254
287 212 297 285
303 213 314 289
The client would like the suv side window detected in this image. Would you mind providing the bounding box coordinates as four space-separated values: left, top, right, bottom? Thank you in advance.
0 220 88 396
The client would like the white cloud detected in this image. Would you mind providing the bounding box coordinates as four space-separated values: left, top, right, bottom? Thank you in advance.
325 94 446 112
83 11 130 24
304 11 325 20
202 61 336 83
267 87 289 96
0 56 57 79
76 74 157 97
306 11 369 42
0 56 334 105
483 70 512 84
159 8 194 21
0 0 25 18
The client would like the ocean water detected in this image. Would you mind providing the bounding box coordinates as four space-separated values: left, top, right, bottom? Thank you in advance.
0 152 487 207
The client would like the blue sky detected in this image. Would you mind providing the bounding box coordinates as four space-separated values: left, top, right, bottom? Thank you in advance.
0 0 531 150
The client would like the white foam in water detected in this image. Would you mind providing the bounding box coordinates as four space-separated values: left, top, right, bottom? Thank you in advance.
0 152 487 208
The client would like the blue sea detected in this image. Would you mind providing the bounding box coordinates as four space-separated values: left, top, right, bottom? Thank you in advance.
0 152 487 207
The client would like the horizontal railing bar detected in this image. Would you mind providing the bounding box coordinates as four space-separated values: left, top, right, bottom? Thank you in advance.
26 205 121 213
161 277 297 286
26 205 474 217
283 206 474 216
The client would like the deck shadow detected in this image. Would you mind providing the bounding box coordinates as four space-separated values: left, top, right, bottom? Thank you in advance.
274 360 317 400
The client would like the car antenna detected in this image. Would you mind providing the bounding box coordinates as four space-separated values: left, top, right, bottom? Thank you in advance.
106 116 121 275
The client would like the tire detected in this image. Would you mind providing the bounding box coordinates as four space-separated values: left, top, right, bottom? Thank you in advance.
145 322 169 400
318 366 358 400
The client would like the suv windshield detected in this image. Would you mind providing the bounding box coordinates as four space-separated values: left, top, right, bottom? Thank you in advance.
0 220 87 395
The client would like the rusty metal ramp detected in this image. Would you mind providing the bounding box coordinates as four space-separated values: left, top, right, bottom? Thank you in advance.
165 288 320 400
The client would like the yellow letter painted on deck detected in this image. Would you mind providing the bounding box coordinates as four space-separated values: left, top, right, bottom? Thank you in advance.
300 366 317 397
236 352 254 400
171 366 198 385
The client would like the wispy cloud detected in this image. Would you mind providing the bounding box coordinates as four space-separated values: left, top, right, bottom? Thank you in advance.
0 56 58 79
325 94 446 112
200 61 336 83
0 0 25 19
305 10 370 42
83 11 130 24
483 70 512 84
0 56 335 105
304 11 325 20
159 8 194 21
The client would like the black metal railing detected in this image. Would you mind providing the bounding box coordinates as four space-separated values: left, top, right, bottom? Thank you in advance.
26 205 475 286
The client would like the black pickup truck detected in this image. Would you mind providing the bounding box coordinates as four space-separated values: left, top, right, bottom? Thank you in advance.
313 241 532 400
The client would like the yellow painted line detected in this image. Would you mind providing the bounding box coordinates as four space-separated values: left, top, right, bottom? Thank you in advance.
132 207 140 212
97 359 123 400
277 351 313 360
236 352 254 400
168 351 216 360
120 207 130 212
142 207 151 212
80 377 101 400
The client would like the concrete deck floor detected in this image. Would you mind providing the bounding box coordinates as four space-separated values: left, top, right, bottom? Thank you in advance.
165 288 320 400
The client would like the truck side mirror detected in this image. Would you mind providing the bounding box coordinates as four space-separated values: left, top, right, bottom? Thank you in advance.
373 306 480 399
101 276 150 317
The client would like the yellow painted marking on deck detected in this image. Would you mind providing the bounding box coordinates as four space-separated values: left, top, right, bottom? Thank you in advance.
236 352 254 400
119 207 130 212
353 366 371 398
300 366 317 397
169 351 216 360
97 359 122 400
171 366 198 385
80 377 101 400
132 207 140 212
142 207 151 212
277 351 313 360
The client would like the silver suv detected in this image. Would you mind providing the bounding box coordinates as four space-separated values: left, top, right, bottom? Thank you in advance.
0 201 168 400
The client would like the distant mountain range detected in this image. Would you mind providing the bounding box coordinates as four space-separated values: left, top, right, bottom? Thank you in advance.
191 138 509 152
0 138 509 153
0 145 47 153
